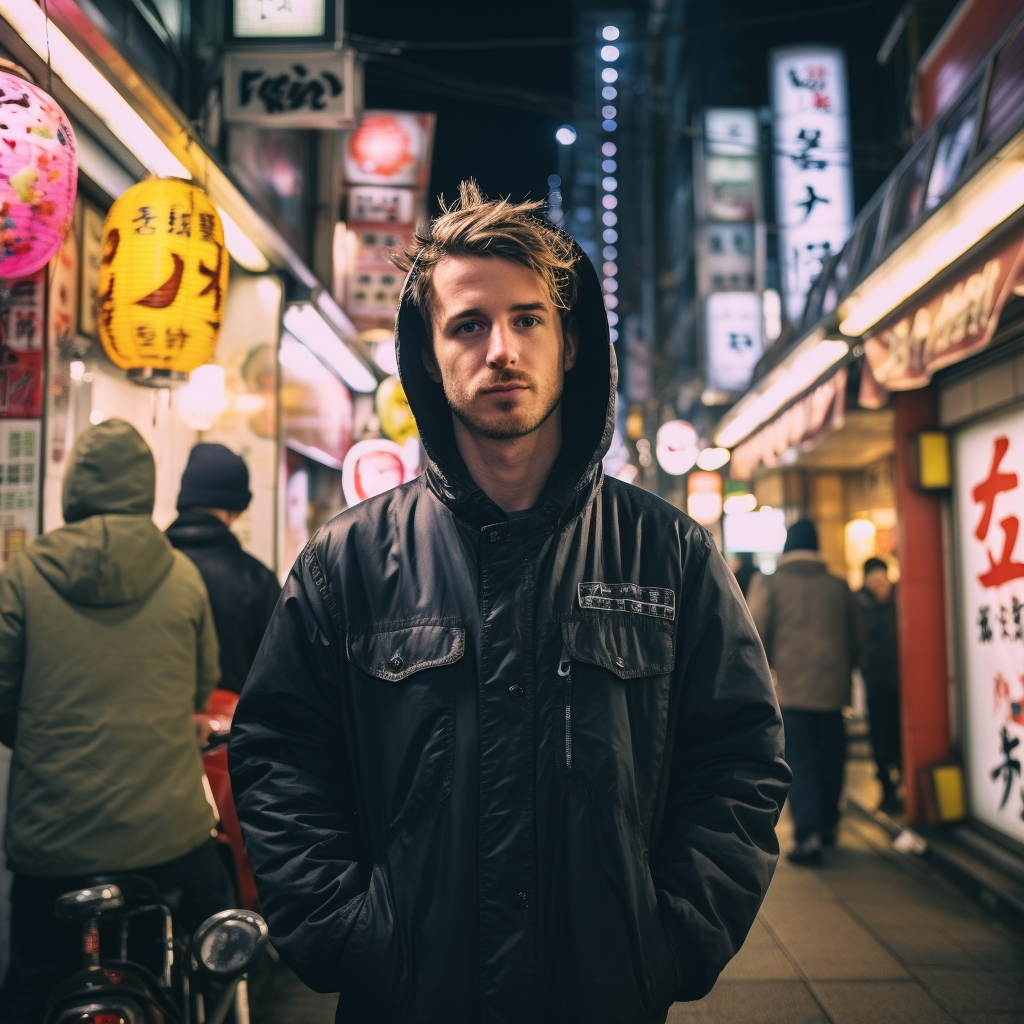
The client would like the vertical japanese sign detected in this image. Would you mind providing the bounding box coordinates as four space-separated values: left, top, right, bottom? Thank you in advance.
340 111 435 329
770 47 853 324
697 109 763 397
956 407 1024 843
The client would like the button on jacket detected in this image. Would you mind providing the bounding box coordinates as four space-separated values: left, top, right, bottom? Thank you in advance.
229 235 791 1024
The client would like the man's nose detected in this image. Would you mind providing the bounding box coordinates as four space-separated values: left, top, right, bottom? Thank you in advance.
486 324 519 368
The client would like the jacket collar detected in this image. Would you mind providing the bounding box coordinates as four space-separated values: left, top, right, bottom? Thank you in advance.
166 511 242 548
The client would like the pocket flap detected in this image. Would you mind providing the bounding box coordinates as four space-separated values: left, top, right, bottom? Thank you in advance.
562 615 675 679
347 622 465 682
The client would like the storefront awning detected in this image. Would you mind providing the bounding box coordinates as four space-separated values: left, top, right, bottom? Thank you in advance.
861 217 1024 401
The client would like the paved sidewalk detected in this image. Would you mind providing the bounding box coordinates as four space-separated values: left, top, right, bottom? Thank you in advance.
251 800 1024 1023
670 805 1024 1024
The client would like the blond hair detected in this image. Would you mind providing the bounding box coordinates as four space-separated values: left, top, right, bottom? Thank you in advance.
391 180 580 327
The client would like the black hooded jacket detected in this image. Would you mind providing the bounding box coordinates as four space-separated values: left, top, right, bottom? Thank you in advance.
166 511 281 694
228 236 791 1024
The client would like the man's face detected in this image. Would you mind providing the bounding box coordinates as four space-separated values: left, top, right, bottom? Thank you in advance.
422 256 578 441
865 567 892 602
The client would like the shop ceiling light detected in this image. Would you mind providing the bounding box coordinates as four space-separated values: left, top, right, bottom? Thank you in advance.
1 0 188 179
601 68 618 84
283 303 377 393
555 125 577 146
602 25 620 40
715 335 849 449
600 45 620 61
218 206 270 272
839 136 1024 337
723 492 757 515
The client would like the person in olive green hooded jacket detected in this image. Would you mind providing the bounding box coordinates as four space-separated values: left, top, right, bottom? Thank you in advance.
0 419 230 1023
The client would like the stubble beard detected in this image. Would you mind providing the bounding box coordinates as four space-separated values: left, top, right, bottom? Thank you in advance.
446 368 564 441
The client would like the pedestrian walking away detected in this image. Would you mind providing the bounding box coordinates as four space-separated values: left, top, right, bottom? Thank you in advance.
0 420 233 1023
857 556 902 814
168 442 282 694
747 518 864 867
229 182 792 1024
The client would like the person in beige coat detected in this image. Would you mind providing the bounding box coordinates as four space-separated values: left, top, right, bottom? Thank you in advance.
747 519 863 865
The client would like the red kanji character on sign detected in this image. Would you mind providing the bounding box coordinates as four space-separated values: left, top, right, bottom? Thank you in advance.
973 436 1024 587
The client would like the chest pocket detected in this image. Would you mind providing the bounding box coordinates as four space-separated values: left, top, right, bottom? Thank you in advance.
347 621 464 837
560 613 675 829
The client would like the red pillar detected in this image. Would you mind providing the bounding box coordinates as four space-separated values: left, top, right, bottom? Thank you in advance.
893 387 951 822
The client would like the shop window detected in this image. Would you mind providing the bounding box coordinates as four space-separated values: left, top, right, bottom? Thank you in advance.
982 24 1024 149
925 82 982 211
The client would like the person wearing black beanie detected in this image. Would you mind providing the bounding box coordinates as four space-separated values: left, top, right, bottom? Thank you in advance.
747 517 864 865
167 444 281 694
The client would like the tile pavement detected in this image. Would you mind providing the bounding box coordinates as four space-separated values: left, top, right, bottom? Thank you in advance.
250 805 1024 1023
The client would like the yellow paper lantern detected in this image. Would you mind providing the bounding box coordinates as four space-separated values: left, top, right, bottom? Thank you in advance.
97 178 229 385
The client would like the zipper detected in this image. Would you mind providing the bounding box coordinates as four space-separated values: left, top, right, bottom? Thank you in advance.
558 646 572 771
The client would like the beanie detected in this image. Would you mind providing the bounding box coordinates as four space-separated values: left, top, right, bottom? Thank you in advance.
784 518 819 553
177 443 251 512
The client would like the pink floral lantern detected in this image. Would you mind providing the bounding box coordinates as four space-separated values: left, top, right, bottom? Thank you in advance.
0 70 77 280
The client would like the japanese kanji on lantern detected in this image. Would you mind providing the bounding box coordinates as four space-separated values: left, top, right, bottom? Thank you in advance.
97 178 229 385
0 68 77 280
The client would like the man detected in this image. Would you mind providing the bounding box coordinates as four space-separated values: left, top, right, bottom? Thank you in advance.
168 442 281 693
857 557 901 813
0 420 230 1021
748 519 863 866
229 183 790 1023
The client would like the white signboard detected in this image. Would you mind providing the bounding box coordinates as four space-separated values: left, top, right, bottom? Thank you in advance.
955 406 1024 844
770 48 854 323
223 49 359 129
706 291 763 394
233 0 327 39
347 185 416 224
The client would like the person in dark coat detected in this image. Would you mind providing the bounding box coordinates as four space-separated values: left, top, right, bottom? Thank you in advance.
747 519 863 865
857 556 902 813
167 443 281 694
228 182 791 1023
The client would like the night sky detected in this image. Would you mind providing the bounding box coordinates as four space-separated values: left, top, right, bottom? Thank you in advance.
348 0 576 212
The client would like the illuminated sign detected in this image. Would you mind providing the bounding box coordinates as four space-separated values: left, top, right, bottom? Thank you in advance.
232 0 329 39
955 407 1024 843
770 47 854 323
723 508 788 554
705 291 763 394
655 420 699 476
223 49 358 129
862 227 1024 396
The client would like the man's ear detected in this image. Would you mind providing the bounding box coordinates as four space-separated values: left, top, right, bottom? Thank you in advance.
422 340 443 384
563 322 579 372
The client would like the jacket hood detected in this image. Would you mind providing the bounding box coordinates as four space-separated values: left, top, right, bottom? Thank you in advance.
396 226 616 523
62 418 156 523
26 515 175 607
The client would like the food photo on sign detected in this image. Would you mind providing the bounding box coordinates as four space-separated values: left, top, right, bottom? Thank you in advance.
955 406 1024 844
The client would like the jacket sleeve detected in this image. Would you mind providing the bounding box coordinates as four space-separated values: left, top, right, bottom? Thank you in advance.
228 547 364 993
195 587 221 711
651 536 791 1001
0 561 25 748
